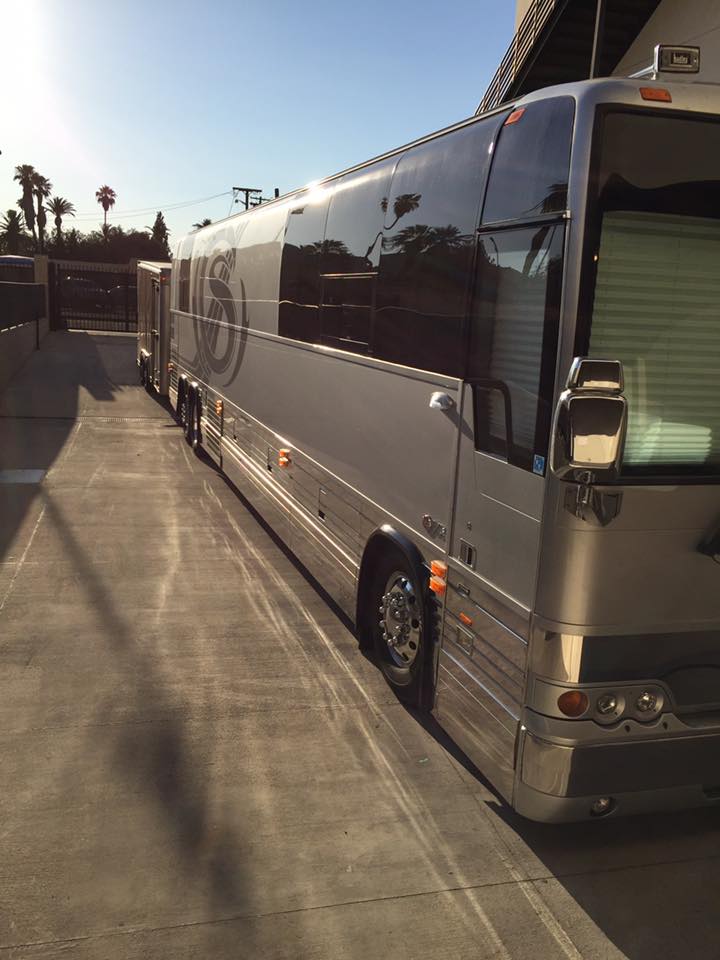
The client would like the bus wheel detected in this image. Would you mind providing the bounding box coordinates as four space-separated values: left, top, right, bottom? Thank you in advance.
369 549 429 706
184 389 196 446
191 391 201 452
177 378 188 428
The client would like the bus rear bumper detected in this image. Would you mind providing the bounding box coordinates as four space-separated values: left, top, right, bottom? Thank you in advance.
514 726 720 823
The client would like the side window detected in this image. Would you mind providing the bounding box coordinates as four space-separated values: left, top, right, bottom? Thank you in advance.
177 235 194 313
469 224 564 472
482 97 574 224
319 162 394 352
374 117 500 375
322 162 394 274
278 189 331 342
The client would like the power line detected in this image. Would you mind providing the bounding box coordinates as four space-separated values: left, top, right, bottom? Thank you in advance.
71 190 232 221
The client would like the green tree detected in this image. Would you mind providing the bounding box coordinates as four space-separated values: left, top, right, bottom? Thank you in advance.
13 164 37 246
0 209 27 254
148 211 170 258
192 217 212 229
32 174 53 252
95 185 117 228
47 196 76 245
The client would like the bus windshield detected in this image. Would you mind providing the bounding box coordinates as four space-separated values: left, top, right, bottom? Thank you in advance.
584 109 720 479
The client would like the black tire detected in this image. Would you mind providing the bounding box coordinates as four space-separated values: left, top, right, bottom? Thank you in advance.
367 546 434 707
184 390 196 446
177 379 187 425
191 392 201 452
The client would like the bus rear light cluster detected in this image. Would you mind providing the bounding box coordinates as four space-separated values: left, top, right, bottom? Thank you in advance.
429 560 447 596
556 686 665 723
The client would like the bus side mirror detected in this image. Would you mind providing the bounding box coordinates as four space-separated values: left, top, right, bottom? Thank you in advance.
551 358 627 481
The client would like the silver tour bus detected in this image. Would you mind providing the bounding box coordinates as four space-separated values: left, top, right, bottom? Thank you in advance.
162 71 720 822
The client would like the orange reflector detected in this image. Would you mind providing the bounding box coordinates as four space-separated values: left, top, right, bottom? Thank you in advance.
505 107 525 125
429 575 446 596
430 560 448 578
459 612 473 627
558 690 589 718
279 448 292 468
640 86 672 102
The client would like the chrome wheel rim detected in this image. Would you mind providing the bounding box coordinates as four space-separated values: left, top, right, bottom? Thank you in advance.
379 570 421 667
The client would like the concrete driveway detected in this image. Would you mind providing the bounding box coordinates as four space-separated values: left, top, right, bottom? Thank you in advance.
1 332 719 959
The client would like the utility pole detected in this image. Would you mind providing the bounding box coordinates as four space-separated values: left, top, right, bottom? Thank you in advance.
232 187 262 211
232 186 281 210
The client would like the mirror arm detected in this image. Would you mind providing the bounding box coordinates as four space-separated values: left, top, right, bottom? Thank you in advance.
564 482 623 527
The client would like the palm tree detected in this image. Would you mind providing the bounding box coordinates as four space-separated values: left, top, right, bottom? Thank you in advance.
95 185 117 228
0 210 26 255
192 217 212 229
13 164 37 245
382 193 422 230
32 174 52 252
47 196 76 244
366 193 423 262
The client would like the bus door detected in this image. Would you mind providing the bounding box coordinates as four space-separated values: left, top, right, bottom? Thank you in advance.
435 221 565 800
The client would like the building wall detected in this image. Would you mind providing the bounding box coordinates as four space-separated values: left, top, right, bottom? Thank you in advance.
614 0 720 82
516 0 533 30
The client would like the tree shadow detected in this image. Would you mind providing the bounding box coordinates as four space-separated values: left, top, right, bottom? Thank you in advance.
39 488 249 914
0 332 129 579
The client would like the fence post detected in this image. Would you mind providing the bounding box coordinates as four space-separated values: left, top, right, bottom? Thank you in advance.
33 255 49 343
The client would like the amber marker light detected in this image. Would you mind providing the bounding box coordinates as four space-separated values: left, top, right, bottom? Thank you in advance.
430 560 447 578
214 399 223 416
278 448 291 468
505 107 526 125
459 612 473 627
167 362 175 371
558 690 589 718
640 87 672 102
429 575 446 596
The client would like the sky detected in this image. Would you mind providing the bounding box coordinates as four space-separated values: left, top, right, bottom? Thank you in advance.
0 0 515 244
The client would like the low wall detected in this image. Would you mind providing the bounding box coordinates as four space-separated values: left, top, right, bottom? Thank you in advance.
0 282 49 393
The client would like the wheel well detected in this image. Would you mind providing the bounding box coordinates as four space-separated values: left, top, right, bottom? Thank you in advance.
356 526 428 650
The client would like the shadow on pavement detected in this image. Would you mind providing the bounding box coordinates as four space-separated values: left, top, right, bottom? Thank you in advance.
39 487 249 913
0 332 132 574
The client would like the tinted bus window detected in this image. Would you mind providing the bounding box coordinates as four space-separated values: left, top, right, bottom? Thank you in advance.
374 117 500 375
482 97 574 224
319 161 395 352
177 235 194 313
279 189 331 342
469 223 564 472
322 162 395 274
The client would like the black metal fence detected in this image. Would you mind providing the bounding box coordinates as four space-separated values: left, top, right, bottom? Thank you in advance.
49 260 137 333
0 282 45 342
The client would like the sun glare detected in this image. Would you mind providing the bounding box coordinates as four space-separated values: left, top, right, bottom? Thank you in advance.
2 1 44 130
